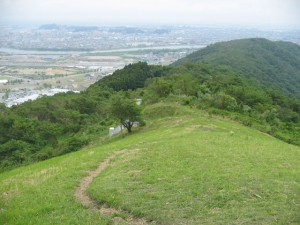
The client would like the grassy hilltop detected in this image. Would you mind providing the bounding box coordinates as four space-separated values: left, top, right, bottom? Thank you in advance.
1 103 299 224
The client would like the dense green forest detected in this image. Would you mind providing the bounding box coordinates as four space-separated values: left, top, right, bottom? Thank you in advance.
0 91 111 171
89 62 169 91
174 38 300 99
1 39 300 172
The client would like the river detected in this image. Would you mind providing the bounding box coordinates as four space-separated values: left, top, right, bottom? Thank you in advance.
0 45 205 55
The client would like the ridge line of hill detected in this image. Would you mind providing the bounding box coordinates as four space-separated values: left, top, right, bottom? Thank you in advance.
0 102 299 224
173 38 300 99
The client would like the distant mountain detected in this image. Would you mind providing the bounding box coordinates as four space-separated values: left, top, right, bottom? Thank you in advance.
68 26 99 32
174 38 300 99
39 24 60 30
108 27 144 34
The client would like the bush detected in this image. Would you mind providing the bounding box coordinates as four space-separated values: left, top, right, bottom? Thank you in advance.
212 92 238 111
66 137 89 153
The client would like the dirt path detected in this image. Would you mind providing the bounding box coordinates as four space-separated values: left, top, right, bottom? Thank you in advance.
75 150 148 225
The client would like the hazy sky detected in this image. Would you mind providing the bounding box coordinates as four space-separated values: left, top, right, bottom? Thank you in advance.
0 0 299 27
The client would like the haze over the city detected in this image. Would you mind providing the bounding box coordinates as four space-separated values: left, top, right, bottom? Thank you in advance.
1 0 299 28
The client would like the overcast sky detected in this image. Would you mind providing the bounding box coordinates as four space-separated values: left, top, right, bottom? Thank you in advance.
0 0 299 27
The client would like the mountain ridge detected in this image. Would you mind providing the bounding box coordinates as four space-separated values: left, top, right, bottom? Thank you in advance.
174 38 300 99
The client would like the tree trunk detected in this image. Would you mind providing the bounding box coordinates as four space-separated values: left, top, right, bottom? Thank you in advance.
127 125 132 133
124 121 132 133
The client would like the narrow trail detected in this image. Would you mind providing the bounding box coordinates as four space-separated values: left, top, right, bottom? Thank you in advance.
75 150 148 225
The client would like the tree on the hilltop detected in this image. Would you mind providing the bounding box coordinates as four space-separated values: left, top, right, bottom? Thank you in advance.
110 94 142 133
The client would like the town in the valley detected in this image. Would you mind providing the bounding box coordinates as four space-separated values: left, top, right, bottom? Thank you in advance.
1 24 299 106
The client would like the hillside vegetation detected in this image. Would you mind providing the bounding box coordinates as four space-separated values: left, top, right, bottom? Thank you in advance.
174 38 300 99
1 103 299 224
1 39 300 173
88 62 169 91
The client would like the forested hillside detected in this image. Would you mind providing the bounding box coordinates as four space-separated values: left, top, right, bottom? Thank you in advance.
174 38 300 99
1 39 300 172
87 61 169 91
0 62 167 172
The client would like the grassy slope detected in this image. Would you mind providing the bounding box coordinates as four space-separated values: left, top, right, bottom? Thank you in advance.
0 138 134 225
1 103 299 224
89 103 300 224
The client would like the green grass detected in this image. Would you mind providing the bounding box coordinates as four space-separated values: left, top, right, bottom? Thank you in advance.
89 103 300 224
1 103 299 224
0 139 132 225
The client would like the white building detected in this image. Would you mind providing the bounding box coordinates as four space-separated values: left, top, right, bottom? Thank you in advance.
0 80 8 84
